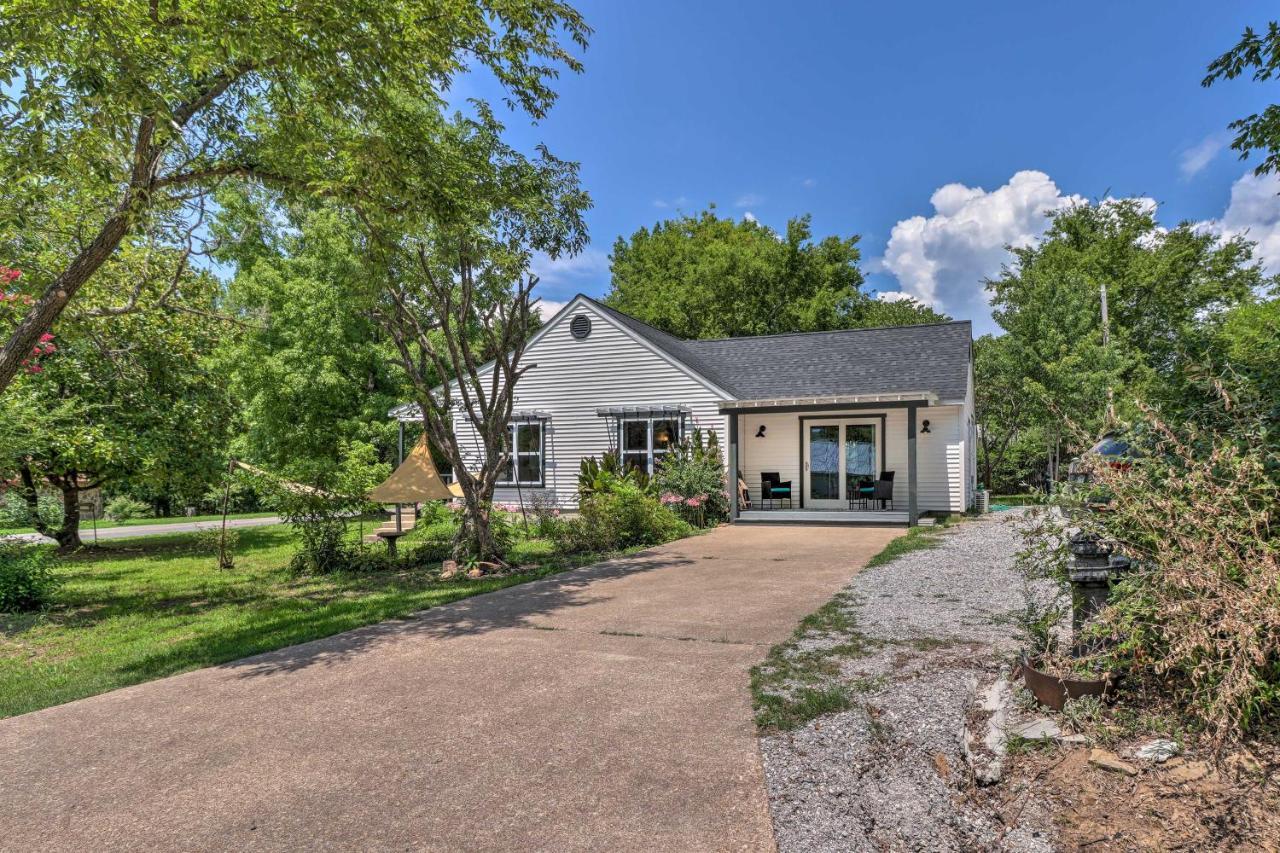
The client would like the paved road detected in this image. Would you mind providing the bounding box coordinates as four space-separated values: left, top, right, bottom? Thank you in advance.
1 515 282 544
0 524 902 852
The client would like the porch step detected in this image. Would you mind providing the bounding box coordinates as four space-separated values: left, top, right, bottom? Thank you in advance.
737 509 912 525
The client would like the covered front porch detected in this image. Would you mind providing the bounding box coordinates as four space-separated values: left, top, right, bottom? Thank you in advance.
723 393 944 527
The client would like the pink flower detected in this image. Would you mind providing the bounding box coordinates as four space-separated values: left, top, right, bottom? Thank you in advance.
660 492 681 505
685 496 703 508
39 333 54 343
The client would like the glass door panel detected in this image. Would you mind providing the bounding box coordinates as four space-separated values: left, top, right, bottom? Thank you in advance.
844 424 876 501
808 425 840 500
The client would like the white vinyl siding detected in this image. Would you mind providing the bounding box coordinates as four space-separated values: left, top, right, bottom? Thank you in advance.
734 404 967 513
451 300 728 508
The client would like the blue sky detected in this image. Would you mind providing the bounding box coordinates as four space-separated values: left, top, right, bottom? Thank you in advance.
460 0 1280 334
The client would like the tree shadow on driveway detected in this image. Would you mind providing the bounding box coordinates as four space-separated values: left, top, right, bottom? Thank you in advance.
208 548 697 679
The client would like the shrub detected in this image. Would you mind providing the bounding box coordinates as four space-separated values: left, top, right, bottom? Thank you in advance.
654 428 728 526
1083 404 1280 744
0 490 63 529
192 527 240 571
0 543 61 612
527 491 561 538
553 481 691 554
577 450 653 498
105 495 150 522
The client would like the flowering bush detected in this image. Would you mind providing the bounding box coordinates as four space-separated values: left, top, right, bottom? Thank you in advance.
0 267 56 374
653 429 727 526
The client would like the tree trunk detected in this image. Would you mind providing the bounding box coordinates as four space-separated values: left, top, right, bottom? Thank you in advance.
56 483 84 552
0 212 132 394
17 463 83 551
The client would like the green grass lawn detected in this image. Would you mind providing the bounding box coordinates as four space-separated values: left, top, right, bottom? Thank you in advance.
0 510 278 536
0 523 596 719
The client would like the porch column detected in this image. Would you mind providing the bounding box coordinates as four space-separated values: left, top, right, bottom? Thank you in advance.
907 404 919 526
728 413 739 522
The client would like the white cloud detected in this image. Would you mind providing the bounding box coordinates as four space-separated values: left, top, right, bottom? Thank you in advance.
881 170 1085 315
1197 169 1280 275
528 248 609 292
536 299 569 321
802 178 817 189
875 290 914 302
735 192 763 208
652 195 689 210
743 211 758 223
1179 132 1230 179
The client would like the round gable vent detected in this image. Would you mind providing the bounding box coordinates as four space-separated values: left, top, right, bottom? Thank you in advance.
569 314 592 340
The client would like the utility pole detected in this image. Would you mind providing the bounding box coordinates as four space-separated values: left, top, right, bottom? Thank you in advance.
1100 281 1110 348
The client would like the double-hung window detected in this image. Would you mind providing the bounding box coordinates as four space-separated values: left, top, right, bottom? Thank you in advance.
497 421 544 486
620 417 681 475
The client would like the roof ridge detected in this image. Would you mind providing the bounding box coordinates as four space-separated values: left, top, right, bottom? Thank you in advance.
685 318 972 344
580 293 971 343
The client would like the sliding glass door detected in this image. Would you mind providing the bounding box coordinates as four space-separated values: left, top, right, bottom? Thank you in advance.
803 420 879 509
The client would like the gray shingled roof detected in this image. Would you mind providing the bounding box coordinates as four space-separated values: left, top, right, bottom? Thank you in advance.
586 297 972 403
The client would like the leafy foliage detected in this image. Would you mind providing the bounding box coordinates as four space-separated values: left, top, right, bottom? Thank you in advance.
0 247 236 548
1086 400 1280 743
552 477 690 554
258 442 388 575
0 543 60 612
0 0 591 389
212 192 411 475
1205 19 1280 176
605 208 944 339
577 450 653 497
104 496 150 522
654 428 728 526
984 200 1265 486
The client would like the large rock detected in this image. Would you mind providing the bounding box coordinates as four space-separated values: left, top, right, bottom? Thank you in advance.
1088 748 1138 776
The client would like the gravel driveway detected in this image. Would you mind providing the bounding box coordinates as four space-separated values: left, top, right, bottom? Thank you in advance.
760 511 1055 852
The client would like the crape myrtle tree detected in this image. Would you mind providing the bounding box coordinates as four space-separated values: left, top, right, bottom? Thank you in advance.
357 106 590 564
0 0 590 393
605 209 946 339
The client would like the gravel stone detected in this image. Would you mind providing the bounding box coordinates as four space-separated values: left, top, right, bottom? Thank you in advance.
761 511 1057 852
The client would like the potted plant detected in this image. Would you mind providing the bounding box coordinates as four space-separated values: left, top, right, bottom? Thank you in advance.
1011 504 1115 711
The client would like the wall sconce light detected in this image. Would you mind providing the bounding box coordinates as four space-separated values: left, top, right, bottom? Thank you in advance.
755 425 767 438
921 419 931 434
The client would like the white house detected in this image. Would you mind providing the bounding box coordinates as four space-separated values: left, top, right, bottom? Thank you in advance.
391 295 976 526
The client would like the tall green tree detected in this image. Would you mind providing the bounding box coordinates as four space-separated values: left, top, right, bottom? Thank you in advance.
987 200 1264 481
0 244 235 550
605 209 944 339
212 190 410 478
0 0 590 392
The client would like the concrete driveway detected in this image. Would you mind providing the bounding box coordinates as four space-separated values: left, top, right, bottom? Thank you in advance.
0 524 901 852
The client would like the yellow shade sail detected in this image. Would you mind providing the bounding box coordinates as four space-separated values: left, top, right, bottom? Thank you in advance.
367 435 457 503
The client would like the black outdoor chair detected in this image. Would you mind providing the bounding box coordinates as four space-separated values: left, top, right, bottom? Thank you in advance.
870 478 894 510
760 472 793 509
